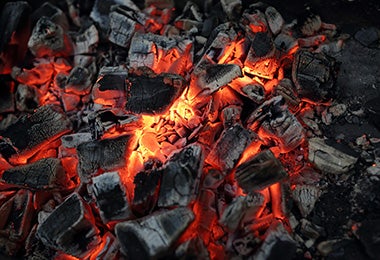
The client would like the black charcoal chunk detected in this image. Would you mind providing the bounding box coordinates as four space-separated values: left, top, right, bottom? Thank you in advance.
292 184 321 217
158 144 204 207
90 171 132 223
175 237 209 259
31 2 69 31
0 105 72 162
354 27 380 48
2 158 68 190
61 133 92 148
0 76 15 114
265 6 284 35
292 50 339 103
16 84 39 112
76 135 134 182
65 66 93 94
235 150 287 192
36 193 100 258
206 124 253 172
246 96 305 153
115 207 194 259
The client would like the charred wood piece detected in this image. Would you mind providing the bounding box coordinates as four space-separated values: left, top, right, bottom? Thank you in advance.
220 192 265 231
2 158 69 190
61 133 92 148
28 16 73 58
90 171 132 223
235 150 288 192
308 138 358 174
92 67 186 114
274 33 298 53
72 24 99 55
116 207 194 259
206 124 253 172
229 77 266 104
265 6 284 35
292 184 321 217
128 33 193 74
175 236 210 259
252 221 296 260
16 84 39 112
76 135 134 182
31 2 69 31
195 64 242 95
220 0 242 20
158 144 204 207
273 78 301 112
0 105 72 162
221 105 242 128
0 78 15 114
36 193 100 258
292 50 339 103
64 66 93 94
246 96 305 153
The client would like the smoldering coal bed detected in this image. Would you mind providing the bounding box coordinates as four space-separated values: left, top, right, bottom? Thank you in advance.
0 0 380 259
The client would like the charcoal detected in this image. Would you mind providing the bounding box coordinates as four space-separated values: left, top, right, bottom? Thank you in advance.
274 33 298 53
292 50 339 103
233 233 259 256
76 135 134 182
365 96 380 130
354 27 380 48
235 150 288 192
128 33 193 74
202 168 225 189
220 192 265 231
158 144 204 207
221 105 242 128
273 78 300 112
243 83 266 104
72 24 99 55
0 105 72 162
0 189 34 256
64 66 93 94
133 160 163 216
175 236 209 259
2 158 69 190
28 16 73 58
145 0 174 9
206 124 253 172
300 219 324 240
15 84 39 112
0 2 31 74
265 6 284 35
0 77 15 114
308 138 358 174
241 7 268 33
31 2 69 31
220 0 242 20
108 6 141 47
252 221 296 260
92 232 120 260
61 133 92 148
356 219 380 259
36 193 100 258
246 96 305 153
298 14 322 36
116 207 194 259
92 67 186 114
292 184 321 217
195 64 242 95
90 171 132 223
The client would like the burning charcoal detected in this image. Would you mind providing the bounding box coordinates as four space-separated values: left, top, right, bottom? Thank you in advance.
37 193 101 258
0 105 72 163
299 13 322 36
90 171 132 223
233 233 260 256
2 158 70 190
175 237 209 259
292 184 321 217
292 50 339 103
265 6 284 35
61 133 92 148
206 124 253 172
221 105 242 128
220 0 242 20
195 64 242 95
220 192 265 231
76 135 134 182
145 0 174 9
273 78 301 112
92 232 120 260
133 159 162 216
252 221 296 260
128 33 193 74
31 2 69 31
92 67 186 114
15 84 39 112
308 138 358 174
274 33 298 53
158 144 204 207
72 24 99 55
64 66 93 94
115 207 194 259
241 6 268 33
229 77 266 104
28 16 73 58
300 219 324 241
235 150 288 192
246 96 305 153
0 2 31 74
0 189 34 255
0 77 15 114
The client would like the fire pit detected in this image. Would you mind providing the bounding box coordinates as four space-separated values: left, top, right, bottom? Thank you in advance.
0 0 380 259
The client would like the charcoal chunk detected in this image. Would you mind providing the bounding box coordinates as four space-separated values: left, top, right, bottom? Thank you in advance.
0 77 15 114
116 207 194 259
36 193 100 258
158 144 204 207
2 158 69 190
292 50 339 103
76 135 134 182
235 150 288 192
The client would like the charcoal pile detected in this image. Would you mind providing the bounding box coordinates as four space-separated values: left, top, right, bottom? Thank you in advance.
0 0 380 259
